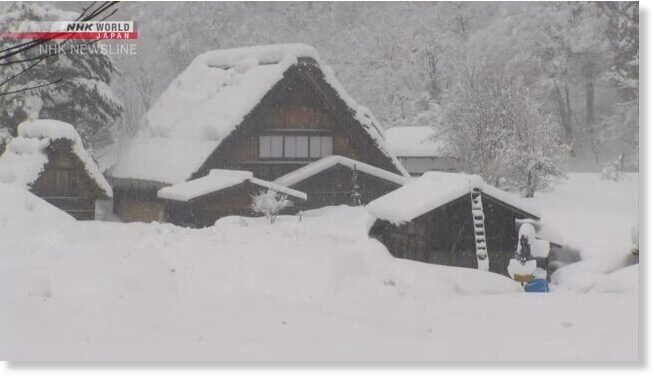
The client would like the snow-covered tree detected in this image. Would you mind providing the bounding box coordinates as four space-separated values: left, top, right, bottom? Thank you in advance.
250 189 293 224
107 2 634 172
0 2 123 153
444 68 566 196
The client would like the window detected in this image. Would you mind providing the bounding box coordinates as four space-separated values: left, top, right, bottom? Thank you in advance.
284 136 309 158
259 135 284 158
309 136 333 158
259 134 333 159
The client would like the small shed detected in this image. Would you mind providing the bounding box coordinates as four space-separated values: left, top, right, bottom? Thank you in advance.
158 169 307 227
385 126 460 176
273 155 408 208
367 172 541 275
0 119 112 220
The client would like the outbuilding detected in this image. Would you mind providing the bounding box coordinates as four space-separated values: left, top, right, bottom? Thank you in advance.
384 126 460 176
367 172 542 275
0 119 112 220
158 169 307 227
273 155 408 208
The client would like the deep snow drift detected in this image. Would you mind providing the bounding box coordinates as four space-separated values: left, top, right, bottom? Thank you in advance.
532 173 639 293
0 173 638 361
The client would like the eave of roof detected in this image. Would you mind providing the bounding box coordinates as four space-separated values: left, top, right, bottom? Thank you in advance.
274 155 409 188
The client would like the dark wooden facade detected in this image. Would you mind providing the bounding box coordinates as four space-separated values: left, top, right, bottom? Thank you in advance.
192 58 401 181
162 181 304 228
285 164 403 209
113 57 403 223
30 139 109 220
112 178 166 222
369 194 537 276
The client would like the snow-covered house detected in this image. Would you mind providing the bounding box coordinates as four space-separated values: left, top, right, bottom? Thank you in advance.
158 169 307 227
0 119 112 220
384 126 459 176
110 44 407 223
367 172 541 275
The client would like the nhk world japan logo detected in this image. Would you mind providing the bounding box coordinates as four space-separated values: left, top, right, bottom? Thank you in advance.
0 21 137 40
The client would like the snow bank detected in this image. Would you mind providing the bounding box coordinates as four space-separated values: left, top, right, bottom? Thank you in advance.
0 136 49 188
158 169 307 202
0 183 74 230
532 173 637 262
550 256 636 292
0 187 638 360
274 155 409 187
367 171 539 224
531 173 638 291
384 126 453 157
589 264 638 294
0 119 112 197
111 44 406 184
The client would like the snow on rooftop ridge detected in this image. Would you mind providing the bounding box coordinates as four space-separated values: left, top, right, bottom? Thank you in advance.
18 119 79 140
384 126 454 158
197 43 319 69
157 169 307 202
111 43 407 184
274 155 410 188
318 64 408 177
0 119 112 197
367 171 539 225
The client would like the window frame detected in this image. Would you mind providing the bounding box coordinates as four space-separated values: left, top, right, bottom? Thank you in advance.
258 130 333 161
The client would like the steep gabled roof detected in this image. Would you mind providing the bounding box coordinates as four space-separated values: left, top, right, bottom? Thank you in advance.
367 172 540 225
158 169 307 202
384 126 453 158
274 155 409 188
0 119 112 197
111 44 406 184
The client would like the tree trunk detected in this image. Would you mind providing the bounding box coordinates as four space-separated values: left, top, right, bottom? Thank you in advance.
585 62 599 165
550 82 575 156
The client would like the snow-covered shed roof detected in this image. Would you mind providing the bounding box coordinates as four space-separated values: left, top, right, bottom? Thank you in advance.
274 155 409 188
0 119 112 197
367 172 540 225
384 126 453 158
111 43 406 184
158 169 307 202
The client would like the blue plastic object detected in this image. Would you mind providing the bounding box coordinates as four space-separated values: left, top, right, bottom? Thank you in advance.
524 278 550 293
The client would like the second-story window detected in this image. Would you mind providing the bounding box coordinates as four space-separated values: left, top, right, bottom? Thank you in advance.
259 134 333 160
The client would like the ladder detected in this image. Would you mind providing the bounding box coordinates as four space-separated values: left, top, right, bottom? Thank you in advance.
470 186 490 271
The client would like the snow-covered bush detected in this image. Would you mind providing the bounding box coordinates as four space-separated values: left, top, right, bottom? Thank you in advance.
601 153 625 181
250 189 293 224
601 161 621 181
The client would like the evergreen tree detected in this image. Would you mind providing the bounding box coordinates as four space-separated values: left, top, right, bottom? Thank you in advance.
0 2 123 153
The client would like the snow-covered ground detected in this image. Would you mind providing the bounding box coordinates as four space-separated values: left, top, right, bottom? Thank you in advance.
0 173 638 361
532 173 639 293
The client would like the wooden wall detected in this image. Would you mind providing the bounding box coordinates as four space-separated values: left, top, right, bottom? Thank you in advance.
113 184 165 223
116 58 402 223
289 165 402 208
163 182 302 228
31 139 106 220
192 59 401 182
370 194 527 276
